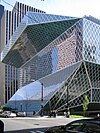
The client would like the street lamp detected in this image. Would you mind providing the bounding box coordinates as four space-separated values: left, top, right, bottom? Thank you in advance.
20 103 22 111
65 78 77 117
67 94 70 118
65 83 69 117
41 83 44 116
67 84 69 110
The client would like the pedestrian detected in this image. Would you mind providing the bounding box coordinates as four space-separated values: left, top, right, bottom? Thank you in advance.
33 111 35 115
67 110 70 118
64 111 67 117
49 111 52 118
97 113 100 117
53 110 56 118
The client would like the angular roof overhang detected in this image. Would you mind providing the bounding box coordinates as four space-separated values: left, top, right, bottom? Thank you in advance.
1 13 80 68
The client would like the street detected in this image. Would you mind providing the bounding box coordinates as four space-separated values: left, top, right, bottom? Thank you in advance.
0 116 78 133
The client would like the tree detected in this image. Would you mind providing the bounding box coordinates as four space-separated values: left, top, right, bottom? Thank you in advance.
0 104 4 112
83 95 89 116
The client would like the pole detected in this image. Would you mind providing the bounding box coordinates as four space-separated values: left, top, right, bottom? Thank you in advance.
41 83 43 102
67 85 69 109
15 97 16 109
41 83 43 116
20 103 22 111
65 83 69 109
66 83 70 118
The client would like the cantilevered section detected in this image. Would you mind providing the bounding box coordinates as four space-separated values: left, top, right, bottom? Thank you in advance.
4 15 100 115
1 12 80 68
7 61 81 113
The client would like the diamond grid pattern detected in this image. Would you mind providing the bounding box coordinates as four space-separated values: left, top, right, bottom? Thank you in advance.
92 89 100 102
2 14 79 68
21 19 83 86
46 61 100 111
83 18 100 64
69 90 91 108
85 62 100 88
3 16 100 113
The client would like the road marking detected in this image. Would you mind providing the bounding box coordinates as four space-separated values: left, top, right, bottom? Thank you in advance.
30 130 44 133
37 131 44 133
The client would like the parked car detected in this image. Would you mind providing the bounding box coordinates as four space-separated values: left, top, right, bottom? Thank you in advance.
45 118 100 133
0 120 4 133
2 111 16 118
17 111 26 117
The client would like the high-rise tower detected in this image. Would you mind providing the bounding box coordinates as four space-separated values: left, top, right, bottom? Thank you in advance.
0 4 4 104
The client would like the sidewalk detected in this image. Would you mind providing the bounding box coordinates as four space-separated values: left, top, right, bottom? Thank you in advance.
15 115 66 119
14 115 81 120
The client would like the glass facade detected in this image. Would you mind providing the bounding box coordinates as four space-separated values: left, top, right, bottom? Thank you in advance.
0 2 46 104
20 18 82 86
7 62 80 113
83 18 100 64
1 14 100 114
1 13 78 67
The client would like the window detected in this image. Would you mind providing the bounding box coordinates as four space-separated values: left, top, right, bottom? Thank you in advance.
83 123 100 133
65 120 84 132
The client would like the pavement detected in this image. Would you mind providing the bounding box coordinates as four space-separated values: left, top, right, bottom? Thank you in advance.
14 115 71 119
0 115 80 133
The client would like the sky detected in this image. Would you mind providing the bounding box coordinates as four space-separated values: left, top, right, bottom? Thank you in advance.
0 0 100 19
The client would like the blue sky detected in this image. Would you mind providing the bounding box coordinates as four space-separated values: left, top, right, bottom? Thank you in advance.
1 0 100 19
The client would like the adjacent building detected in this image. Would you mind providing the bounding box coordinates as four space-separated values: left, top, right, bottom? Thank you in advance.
1 12 100 115
0 5 4 104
